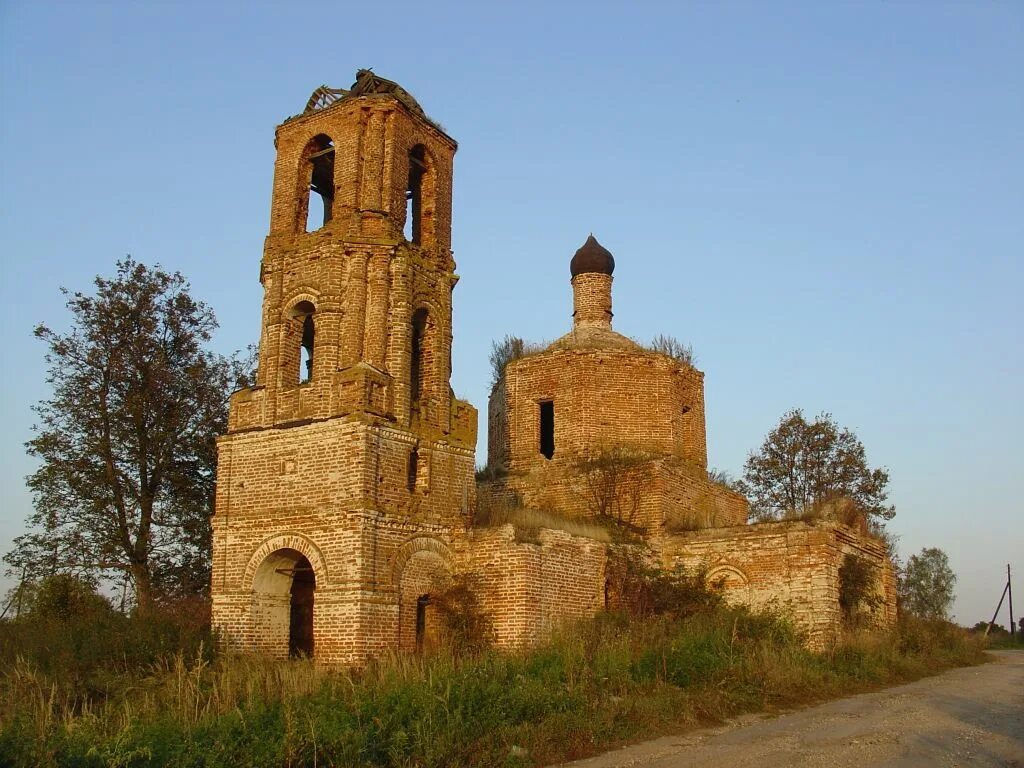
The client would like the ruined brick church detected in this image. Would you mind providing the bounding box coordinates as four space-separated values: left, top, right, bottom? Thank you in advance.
210 71 896 664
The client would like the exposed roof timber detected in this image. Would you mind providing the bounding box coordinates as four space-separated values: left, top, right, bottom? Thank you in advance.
301 70 447 139
304 86 349 113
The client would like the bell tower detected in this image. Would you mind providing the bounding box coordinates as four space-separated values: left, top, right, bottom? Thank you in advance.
211 71 477 665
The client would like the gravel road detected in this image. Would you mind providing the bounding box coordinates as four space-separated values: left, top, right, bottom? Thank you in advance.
558 650 1023 768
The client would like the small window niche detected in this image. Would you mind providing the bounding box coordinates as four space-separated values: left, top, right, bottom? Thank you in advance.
303 135 335 232
407 448 419 492
539 400 555 460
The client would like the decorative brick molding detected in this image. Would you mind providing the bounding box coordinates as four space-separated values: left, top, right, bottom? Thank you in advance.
242 532 330 590
388 536 456 587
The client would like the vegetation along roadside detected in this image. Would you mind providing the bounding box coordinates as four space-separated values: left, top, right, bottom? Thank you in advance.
0 571 986 768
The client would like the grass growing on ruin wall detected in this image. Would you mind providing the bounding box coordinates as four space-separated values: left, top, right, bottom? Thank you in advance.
0 607 986 768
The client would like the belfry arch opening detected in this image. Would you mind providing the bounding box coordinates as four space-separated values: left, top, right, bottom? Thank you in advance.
302 134 335 232
406 145 427 244
290 301 316 384
410 308 429 404
250 548 316 659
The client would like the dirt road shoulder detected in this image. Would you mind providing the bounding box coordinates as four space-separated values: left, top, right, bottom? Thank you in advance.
558 651 1024 768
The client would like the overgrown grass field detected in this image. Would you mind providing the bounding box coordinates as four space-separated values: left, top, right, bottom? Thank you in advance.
0 604 985 768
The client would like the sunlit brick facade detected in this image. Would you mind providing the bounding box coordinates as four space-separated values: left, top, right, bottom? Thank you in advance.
211 73 895 664
211 72 476 665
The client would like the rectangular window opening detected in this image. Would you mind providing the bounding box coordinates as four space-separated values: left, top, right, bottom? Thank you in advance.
407 449 418 492
539 400 555 459
415 594 430 652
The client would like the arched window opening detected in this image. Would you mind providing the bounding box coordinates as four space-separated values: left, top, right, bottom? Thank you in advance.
290 301 316 384
303 135 335 232
405 145 426 243
288 555 315 658
410 308 428 403
300 314 314 382
407 448 419 492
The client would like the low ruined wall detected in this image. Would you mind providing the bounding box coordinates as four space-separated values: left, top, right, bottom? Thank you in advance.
457 525 607 649
659 521 895 648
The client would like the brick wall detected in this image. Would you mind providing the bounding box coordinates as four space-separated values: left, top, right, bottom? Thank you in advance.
489 346 708 471
457 525 607 648
239 90 464 440
572 273 613 329
480 456 746 532
481 290 742 531
661 521 897 648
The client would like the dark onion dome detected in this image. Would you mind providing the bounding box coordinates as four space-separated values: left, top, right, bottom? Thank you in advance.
570 234 615 277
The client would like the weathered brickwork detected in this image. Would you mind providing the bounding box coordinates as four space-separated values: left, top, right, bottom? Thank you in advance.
480 456 746 532
477 232 894 646
212 73 896 666
211 73 476 665
661 522 897 648
212 416 476 662
489 345 710 471
482 245 746 531
455 526 608 648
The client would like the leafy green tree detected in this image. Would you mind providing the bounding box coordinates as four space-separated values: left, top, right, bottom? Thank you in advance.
899 547 957 620
838 554 883 625
5 259 252 612
20 574 113 621
739 409 894 522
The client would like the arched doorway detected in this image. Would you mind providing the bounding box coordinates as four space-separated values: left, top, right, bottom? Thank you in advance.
288 556 315 657
251 548 317 659
396 549 450 653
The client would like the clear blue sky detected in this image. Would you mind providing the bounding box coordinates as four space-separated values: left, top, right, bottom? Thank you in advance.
1 1 1020 626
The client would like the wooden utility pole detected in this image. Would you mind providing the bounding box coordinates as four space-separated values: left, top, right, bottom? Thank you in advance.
1009 564 1015 640
985 564 1015 638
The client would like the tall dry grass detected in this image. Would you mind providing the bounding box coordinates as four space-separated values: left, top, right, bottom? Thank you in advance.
0 606 986 768
474 503 611 543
